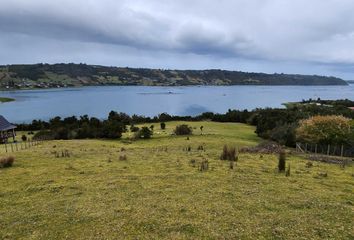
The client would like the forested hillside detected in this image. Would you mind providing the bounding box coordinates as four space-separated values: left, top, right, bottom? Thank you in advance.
0 63 347 89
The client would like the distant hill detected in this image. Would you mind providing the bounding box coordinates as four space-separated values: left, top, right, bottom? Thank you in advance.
347 80 354 84
0 63 348 89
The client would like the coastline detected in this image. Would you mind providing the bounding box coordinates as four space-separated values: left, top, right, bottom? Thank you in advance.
0 82 350 92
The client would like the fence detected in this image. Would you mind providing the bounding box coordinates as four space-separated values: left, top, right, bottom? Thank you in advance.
0 139 45 154
296 142 354 158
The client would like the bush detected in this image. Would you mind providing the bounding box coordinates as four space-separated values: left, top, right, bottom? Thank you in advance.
199 159 209 172
229 161 235 169
174 124 193 135
296 115 353 145
130 125 140 132
134 126 153 139
33 130 55 140
269 123 297 147
190 159 196 167
100 121 124 139
285 164 291 177
220 145 238 161
306 162 313 168
0 156 15 168
160 122 166 130
278 151 286 172
21 135 27 142
197 145 204 151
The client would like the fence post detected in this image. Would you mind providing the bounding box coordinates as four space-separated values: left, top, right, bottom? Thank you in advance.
327 144 330 156
15 142 18 151
341 145 344 157
4 142 7 153
10 143 13 152
315 144 318 155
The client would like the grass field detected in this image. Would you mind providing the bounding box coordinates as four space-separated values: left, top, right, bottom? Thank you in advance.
0 121 353 239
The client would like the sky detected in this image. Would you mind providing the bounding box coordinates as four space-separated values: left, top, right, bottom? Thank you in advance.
0 0 354 79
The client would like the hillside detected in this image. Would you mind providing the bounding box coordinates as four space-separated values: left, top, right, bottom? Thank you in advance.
1 121 353 239
0 63 348 89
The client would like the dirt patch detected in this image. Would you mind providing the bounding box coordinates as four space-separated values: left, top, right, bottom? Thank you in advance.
307 155 353 165
240 141 283 154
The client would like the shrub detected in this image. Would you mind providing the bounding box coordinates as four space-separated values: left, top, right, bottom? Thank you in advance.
53 150 70 158
21 135 27 142
220 145 238 161
278 151 286 172
285 164 291 177
119 155 127 161
197 145 204 151
134 127 153 139
174 124 193 135
269 123 297 147
33 130 55 140
150 125 154 131
305 162 313 168
100 121 124 139
130 125 140 132
229 161 235 169
296 115 352 145
0 156 15 168
62 150 70 158
160 122 166 130
199 159 209 172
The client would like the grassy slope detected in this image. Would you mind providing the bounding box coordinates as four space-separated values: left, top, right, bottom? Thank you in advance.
0 121 353 239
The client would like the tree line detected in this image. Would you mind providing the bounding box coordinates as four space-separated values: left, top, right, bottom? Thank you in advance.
16 99 354 146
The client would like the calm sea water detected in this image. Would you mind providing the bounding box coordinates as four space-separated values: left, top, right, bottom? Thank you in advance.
1 85 353 123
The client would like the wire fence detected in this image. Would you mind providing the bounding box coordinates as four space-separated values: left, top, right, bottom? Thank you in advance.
0 139 45 154
296 142 354 158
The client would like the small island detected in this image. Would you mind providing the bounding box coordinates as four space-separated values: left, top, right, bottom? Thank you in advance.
0 97 15 103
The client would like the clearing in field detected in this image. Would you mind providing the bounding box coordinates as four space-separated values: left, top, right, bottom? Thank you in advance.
0 121 353 239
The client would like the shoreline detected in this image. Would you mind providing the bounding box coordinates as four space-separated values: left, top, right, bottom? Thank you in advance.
0 83 351 92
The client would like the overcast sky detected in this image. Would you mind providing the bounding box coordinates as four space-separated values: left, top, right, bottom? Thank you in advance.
1 0 354 79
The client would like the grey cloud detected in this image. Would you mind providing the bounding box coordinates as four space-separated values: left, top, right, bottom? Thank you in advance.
0 0 354 79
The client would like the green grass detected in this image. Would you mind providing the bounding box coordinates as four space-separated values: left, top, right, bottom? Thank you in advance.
0 121 353 239
0 97 15 103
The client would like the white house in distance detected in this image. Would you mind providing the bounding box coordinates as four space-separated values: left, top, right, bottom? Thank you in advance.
0 115 16 143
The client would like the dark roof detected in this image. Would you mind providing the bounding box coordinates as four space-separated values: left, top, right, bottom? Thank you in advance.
0 115 16 131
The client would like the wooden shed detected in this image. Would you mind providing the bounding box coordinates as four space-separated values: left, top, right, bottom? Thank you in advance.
0 115 16 143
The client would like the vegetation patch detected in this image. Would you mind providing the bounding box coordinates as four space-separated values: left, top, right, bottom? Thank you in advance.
0 156 15 168
174 124 193 135
0 97 15 103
